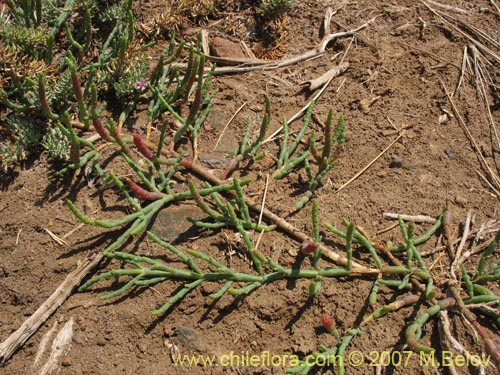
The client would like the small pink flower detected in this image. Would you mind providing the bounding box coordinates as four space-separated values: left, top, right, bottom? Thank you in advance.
135 79 147 92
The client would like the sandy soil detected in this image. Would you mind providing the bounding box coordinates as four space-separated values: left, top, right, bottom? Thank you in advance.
1 1 499 374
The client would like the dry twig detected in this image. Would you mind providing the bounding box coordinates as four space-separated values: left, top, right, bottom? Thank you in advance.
450 210 473 279
441 80 500 197
38 318 74 375
421 1 500 64
438 310 486 375
0 254 102 363
491 0 500 15
300 63 349 92
448 282 500 368
262 72 336 145
427 0 468 14
382 213 437 223
468 45 500 153
174 11 377 75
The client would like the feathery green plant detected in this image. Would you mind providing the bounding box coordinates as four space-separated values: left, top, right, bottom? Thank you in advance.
0 115 42 171
257 0 294 19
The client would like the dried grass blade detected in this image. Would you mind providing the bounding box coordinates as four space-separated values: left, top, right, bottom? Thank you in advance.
441 80 500 193
335 134 402 194
43 227 68 246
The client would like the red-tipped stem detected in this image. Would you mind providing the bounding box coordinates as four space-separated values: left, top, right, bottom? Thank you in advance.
321 315 340 339
471 321 500 367
125 178 164 201
92 118 112 142
221 159 238 180
133 133 155 161
71 71 84 102
181 157 193 168
301 240 318 255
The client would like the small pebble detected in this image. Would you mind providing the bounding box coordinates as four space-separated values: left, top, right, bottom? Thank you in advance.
389 156 403 168
210 37 246 58
61 356 72 367
454 194 468 206
444 149 456 159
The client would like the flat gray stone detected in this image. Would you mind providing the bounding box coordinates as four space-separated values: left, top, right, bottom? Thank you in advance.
151 204 207 241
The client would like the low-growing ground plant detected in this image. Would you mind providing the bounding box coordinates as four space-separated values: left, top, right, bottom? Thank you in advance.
0 1 498 374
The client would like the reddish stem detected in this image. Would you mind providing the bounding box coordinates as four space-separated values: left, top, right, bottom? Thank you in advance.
221 159 239 180
69 142 79 164
111 127 132 156
471 320 500 367
133 133 155 161
71 71 83 102
92 118 112 142
125 178 164 201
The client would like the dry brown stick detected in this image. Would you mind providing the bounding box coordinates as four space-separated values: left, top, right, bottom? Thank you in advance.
453 45 469 96
427 0 468 13
330 18 378 53
253 174 271 253
32 321 58 371
476 170 500 197
438 310 488 375
383 213 437 223
200 29 210 56
258 173 270 226
377 222 399 235
466 301 500 311
300 62 349 91
450 210 473 279
0 252 103 363
321 6 335 36
213 101 247 152
262 72 336 145
38 317 74 375
443 201 456 260
437 311 460 375
421 219 500 257
453 18 500 51
173 13 377 76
